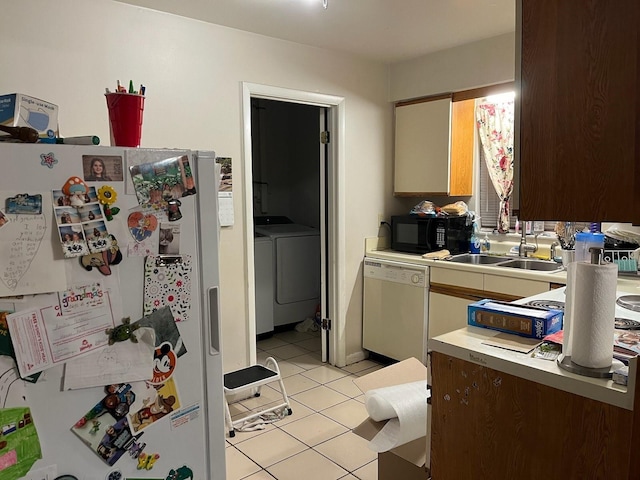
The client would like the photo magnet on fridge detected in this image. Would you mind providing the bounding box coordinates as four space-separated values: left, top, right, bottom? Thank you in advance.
129 155 196 209
6 193 42 214
71 384 143 466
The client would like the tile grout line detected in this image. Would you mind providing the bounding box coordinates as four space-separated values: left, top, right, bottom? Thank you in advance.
227 331 379 479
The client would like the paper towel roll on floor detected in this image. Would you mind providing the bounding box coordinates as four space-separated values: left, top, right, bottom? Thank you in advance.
363 380 429 452
563 261 618 369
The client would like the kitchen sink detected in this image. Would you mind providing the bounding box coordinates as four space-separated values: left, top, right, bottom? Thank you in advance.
496 258 563 272
447 253 510 265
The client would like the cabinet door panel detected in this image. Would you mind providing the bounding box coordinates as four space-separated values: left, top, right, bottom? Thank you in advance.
394 98 451 194
430 267 483 290
483 274 548 298
427 291 471 342
517 0 640 222
449 99 475 196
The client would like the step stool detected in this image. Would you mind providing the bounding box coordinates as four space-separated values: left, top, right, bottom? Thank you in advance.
223 356 293 437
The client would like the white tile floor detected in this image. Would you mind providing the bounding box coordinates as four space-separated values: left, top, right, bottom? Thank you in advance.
225 329 386 480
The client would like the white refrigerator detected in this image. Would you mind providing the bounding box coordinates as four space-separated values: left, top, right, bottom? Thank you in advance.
0 144 225 479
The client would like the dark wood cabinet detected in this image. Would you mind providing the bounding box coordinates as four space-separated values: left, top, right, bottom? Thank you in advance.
430 351 640 479
515 0 640 223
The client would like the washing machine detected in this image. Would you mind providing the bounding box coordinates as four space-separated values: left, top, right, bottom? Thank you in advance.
254 219 320 328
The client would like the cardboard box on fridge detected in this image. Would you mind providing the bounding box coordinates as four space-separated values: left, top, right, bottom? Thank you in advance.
0 93 59 138
352 357 431 480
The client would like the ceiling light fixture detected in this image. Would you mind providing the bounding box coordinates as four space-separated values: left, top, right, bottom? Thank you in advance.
323 0 328 9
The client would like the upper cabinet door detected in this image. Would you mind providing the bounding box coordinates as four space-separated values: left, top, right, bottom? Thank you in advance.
394 96 474 197
516 0 640 222
395 97 451 195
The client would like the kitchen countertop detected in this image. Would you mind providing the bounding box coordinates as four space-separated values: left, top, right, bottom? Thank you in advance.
430 326 638 409
365 239 640 291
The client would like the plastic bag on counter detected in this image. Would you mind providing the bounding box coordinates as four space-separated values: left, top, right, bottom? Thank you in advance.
409 200 439 216
440 201 469 216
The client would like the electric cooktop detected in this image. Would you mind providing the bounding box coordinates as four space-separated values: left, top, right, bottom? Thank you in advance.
520 289 640 330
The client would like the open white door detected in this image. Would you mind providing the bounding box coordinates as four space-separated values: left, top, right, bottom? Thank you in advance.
319 107 329 363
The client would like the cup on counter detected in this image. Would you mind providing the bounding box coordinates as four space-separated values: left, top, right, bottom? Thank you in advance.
561 249 575 266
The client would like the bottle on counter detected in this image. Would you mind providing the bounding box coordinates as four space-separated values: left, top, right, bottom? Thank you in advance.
481 233 491 253
575 232 605 263
470 223 481 254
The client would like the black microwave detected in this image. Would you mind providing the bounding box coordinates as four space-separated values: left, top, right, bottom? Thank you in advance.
391 215 473 254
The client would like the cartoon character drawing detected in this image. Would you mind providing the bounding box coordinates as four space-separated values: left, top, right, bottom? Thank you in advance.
151 342 177 384
132 393 176 429
80 234 123 275
128 211 158 242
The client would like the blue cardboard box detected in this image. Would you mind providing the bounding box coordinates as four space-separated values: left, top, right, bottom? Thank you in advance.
468 299 563 339
0 93 58 138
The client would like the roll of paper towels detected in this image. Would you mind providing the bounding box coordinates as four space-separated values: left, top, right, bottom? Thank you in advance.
565 261 617 369
363 380 429 452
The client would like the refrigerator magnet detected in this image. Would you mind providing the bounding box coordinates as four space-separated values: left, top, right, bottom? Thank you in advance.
128 211 158 242
6 193 42 214
40 151 59 168
61 177 89 206
166 464 194 479
143 255 192 322
166 198 182 221
105 470 122 480
136 452 160 470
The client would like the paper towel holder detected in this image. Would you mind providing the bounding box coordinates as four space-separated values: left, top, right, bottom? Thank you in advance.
590 246 604 265
557 247 623 378
557 354 624 378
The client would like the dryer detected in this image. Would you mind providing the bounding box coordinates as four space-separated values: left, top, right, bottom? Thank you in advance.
254 233 274 335
254 222 321 327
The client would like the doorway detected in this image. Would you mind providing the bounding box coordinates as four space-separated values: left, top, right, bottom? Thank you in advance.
251 97 324 351
241 83 346 367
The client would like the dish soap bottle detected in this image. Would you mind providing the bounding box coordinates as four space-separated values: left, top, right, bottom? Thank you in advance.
481 233 491 253
470 224 481 254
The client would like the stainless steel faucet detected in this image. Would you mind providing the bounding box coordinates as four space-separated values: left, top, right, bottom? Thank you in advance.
518 225 538 257
550 241 560 262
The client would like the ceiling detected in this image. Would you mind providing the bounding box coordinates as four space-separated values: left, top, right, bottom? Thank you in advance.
115 0 515 64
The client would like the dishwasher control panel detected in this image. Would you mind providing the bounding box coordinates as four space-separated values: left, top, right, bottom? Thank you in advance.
364 258 428 287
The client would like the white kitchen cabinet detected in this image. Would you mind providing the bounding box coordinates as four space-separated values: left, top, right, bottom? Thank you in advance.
394 96 474 196
428 291 471 340
427 267 550 347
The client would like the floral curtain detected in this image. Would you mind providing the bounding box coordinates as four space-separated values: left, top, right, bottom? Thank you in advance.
476 100 515 233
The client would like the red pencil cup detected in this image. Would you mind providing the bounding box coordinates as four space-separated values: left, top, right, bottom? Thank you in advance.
105 93 145 147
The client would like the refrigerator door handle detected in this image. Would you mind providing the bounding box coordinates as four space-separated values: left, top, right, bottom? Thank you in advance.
208 286 221 355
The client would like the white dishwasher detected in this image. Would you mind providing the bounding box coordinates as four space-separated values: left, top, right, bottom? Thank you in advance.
362 257 429 363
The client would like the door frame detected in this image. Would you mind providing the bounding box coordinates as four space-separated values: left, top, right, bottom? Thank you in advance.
241 82 346 367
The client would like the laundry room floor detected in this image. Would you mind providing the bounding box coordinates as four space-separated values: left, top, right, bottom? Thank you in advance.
225 329 386 480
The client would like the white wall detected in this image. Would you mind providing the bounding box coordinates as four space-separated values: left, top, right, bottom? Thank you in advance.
1 0 391 371
389 32 516 101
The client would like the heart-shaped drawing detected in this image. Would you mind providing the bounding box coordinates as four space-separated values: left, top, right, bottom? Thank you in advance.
128 212 158 243
0 214 46 291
